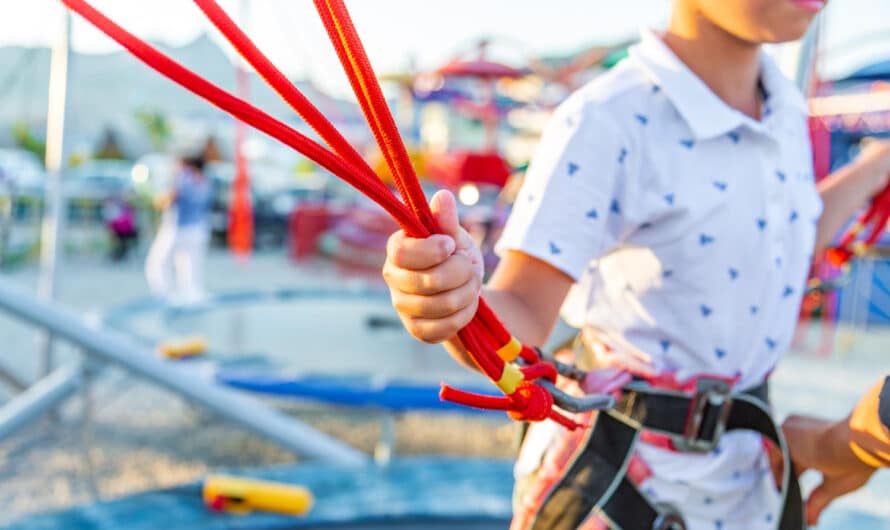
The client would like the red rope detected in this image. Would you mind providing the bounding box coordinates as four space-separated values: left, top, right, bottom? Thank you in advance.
310 0 513 383
59 0 423 236
192 0 379 189
61 0 578 429
311 0 435 235
826 184 890 267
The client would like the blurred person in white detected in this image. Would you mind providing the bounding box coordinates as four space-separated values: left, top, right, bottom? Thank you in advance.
145 154 212 305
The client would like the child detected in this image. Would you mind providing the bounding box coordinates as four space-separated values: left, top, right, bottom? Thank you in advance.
382 0 890 528
104 193 139 261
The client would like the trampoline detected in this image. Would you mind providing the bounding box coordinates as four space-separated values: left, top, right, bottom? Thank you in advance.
103 286 500 414
1 458 514 530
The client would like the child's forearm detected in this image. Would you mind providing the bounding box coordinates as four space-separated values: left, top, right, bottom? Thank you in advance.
816 161 886 251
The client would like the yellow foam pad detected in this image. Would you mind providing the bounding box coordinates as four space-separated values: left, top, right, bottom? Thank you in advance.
495 363 523 395
496 337 523 362
203 475 313 516
158 336 208 359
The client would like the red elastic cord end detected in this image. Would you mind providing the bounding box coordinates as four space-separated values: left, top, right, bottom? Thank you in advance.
519 345 541 364
439 385 512 411
825 247 852 268
520 362 558 383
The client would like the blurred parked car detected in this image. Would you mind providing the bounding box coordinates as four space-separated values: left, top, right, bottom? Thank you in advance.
0 148 45 198
65 160 135 200
64 159 135 222
206 161 328 248
0 149 46 223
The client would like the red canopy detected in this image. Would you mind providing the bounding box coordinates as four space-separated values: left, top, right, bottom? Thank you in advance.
435 59 527 80
425 150 512 189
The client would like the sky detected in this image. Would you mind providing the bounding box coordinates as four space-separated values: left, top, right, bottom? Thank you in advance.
0 0 888 97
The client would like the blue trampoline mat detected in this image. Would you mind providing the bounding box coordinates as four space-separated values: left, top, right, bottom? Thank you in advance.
2 458 514 530
215 372 501 414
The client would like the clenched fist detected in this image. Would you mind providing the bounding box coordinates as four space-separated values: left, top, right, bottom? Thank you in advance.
383 190 484 343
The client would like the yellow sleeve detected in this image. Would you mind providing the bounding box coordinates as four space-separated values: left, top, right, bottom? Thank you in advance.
849 376 890 467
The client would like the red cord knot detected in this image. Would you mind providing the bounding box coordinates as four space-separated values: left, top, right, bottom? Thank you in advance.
506 381 553 423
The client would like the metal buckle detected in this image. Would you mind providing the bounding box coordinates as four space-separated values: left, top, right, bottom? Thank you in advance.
674 377 732 453
652 503 687 530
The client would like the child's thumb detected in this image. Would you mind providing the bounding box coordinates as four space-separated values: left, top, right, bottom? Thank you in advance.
430 190 461 241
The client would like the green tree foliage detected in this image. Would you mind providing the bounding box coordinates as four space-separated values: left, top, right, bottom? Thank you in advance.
134 108 172 151
12 122 46 165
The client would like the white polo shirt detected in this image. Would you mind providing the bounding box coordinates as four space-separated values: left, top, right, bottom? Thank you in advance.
497 31 822 528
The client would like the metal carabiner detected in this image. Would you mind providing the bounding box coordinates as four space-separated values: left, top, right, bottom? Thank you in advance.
536 379 615 413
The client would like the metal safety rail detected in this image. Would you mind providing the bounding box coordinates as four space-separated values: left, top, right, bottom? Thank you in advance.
0 277 368 465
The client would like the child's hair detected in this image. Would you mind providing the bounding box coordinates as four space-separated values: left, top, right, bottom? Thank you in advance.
181 154 206 173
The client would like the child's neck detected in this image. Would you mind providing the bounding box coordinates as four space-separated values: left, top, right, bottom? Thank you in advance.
664 10 763 120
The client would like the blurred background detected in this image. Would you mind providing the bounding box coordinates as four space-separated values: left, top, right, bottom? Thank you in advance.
0 1 888 529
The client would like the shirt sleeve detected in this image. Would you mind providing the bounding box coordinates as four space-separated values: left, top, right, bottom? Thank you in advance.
495 96 631 280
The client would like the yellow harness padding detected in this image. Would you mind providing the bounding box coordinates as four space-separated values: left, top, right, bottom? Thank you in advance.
496 363 524 395
496 337 523 362
849 377 890 468
203 475 313 515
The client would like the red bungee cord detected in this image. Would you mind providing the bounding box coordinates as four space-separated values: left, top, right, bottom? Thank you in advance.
825 184 890 268
60 0 580 430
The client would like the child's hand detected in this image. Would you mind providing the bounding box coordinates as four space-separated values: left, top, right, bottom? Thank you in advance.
782 414 876 526
383 190 484 343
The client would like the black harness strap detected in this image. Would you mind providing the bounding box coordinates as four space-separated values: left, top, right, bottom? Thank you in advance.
526 380 804 530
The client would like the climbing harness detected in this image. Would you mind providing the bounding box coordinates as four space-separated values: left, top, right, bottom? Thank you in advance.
60 1 807 527
524 375 804 530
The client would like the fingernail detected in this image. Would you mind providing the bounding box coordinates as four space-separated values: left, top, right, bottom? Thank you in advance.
442 237 455 255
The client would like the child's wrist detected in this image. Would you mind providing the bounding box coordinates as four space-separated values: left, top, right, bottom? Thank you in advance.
850 156 890 197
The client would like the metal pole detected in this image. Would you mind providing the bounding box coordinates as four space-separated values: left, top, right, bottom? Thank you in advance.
36 8 72 379
0 278 367 464
0 364 82 441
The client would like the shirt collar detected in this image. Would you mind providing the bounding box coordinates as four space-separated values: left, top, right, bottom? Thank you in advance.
628 30 808 140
